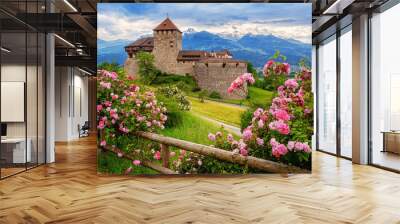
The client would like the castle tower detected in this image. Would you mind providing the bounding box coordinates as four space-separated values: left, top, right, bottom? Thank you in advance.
152 18 182 74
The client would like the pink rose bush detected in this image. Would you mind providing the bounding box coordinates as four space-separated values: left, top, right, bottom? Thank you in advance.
227 72 255 96
208 59 313 169
261 52 293 91
97 69 168 169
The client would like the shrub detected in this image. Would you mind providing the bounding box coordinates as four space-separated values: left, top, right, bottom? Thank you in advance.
192 87 201 92
209 91 221 99
156 85 191 129
157 85 191 111
97 69 168 169
198 90 208 103
152 73 198 89
240 108 254 131
207 55 313 170
136 51 158 84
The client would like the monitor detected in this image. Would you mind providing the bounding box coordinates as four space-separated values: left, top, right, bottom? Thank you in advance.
1 123 7 137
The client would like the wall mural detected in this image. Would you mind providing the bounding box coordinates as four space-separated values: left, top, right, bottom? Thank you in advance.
97 3 313 175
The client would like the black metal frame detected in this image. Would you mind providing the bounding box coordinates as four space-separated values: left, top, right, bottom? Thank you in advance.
315 0 400 172
367 1 400 172
0 0 48 180
315 22 353 162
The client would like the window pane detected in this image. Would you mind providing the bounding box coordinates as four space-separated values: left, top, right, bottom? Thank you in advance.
1 31 27 177
318 36 337 154
340 28 352 158
371 4 400 171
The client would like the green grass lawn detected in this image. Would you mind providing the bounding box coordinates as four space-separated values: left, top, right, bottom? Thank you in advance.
188 97 245 127
247 86 274 108
160 111 229 145
188 87 273 108
98 151 159 175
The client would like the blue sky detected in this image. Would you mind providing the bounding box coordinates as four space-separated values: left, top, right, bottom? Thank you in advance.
98 3 311 43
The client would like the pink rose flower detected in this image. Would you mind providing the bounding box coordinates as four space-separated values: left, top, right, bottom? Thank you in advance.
104 101 112 107
282 63 290 75
240 73 255 84
263 60 274 77
153 151 161 160
208 133 216 141
256 138 264 146
97 104 103 112
303 143 311 153
99 81 111 89
124 167 133 175
133 160 141 166
100 140 106 147
272 144 288 158
111 94 119 100
170 151 176 157
253 108 263 118
287 141 295 151
227 134 234 142
269 138 278 147
97 120 105 129
258 119 264 128
269 120 290 135
242 128 253 141
284 79 299 89
273 109 290 121
239 148 248 156
294 142 304 151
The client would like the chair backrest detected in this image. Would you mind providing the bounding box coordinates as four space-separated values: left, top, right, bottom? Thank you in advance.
82 121 90 129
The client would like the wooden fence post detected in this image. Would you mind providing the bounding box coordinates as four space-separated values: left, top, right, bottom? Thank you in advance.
160 144 170 168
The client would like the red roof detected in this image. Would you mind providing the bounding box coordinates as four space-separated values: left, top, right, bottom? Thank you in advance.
177 50 209 61
126 37 154 48
153 18 181 33
125 37 154 53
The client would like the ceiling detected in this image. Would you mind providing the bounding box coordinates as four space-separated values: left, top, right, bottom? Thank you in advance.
0 0 396 72
0 0 98 73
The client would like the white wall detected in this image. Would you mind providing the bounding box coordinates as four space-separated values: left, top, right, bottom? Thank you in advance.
54 67 89 141
312 45 317 151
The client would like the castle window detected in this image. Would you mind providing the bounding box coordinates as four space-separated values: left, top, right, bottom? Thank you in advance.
222 63 226 68
170 40 174 47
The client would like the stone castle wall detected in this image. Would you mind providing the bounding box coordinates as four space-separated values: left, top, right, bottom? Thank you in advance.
153 30 182 74
124 27 248 99
175 61 195 76
124 57 139 78
194 62 247 99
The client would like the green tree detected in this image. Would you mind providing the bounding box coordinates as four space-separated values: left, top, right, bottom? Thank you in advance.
136 51 158 84
247 62 258 77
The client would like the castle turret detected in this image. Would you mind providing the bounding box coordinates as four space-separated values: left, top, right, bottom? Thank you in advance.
152 18 182 74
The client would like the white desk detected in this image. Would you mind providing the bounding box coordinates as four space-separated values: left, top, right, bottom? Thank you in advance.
1 138 31 163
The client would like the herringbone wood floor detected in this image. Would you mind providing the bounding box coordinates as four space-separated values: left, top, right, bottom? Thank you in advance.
0 136 399 224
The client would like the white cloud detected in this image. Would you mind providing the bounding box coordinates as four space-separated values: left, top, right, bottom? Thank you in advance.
98 10 311 44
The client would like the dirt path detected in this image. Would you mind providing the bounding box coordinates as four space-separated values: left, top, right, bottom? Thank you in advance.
188 96 249 110
193 113 242 136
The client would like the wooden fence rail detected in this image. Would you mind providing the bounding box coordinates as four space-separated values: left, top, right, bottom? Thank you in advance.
136 132 308 173
101 145 177 174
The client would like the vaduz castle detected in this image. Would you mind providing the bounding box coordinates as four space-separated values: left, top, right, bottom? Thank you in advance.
124 18 247 99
